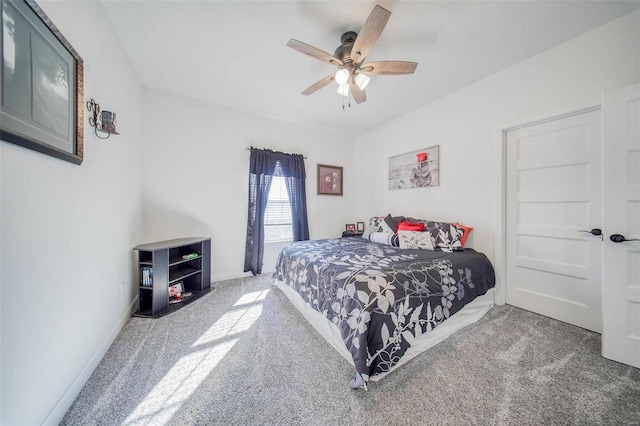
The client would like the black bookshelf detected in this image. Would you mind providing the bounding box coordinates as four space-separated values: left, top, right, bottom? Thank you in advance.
133 237 212 318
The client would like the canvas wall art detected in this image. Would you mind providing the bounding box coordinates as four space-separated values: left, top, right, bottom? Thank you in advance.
388 145 440 190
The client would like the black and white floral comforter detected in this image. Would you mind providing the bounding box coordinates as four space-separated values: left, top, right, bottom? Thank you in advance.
273 237 495 384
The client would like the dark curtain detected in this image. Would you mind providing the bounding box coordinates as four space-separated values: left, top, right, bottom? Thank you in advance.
281 154 310 241
244 148 309 275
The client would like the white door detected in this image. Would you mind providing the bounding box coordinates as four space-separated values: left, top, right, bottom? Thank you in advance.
505 109 603 332
601 83 640 368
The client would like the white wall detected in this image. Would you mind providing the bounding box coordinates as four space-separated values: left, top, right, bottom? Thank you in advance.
1 5 636 425
354 10 640 294
0 1 144 424
141 89 355 280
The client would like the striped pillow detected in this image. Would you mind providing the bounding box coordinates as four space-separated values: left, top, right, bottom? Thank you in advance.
368 231 399 247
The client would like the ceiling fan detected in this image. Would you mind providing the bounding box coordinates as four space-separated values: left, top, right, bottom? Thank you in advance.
287 4 418 106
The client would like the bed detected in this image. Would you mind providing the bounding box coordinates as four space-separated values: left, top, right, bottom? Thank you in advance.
272 232 496 389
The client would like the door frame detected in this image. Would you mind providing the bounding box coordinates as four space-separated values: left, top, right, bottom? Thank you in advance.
495 102 601 306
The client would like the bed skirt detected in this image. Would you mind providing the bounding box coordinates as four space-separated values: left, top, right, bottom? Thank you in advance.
274 279 495 383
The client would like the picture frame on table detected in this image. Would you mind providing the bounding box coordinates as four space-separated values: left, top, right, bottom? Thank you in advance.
0 0 84 165
345 224 356 233
317 164 343 195
169 282 184 298
356 222 365 233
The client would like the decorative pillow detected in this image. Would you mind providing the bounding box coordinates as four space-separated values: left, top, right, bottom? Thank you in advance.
397 221 425 232
379 214 395 234
425 221 464 252
451 222 473 247
398 231 434 250
378 214 405 234
392 215 406 231
362 216 384 239
368 231 399 247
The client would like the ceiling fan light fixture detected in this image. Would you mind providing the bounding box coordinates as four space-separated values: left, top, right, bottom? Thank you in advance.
355 72 370 90
336 84 350 96
287 4 417 106
335 69 350 86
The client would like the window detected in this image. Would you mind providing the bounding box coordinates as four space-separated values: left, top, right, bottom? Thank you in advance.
264 175 292 242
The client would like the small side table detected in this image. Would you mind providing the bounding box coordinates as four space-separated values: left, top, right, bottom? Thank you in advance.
342 231 363 238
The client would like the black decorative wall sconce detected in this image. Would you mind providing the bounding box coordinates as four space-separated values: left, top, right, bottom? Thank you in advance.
87 98 119 139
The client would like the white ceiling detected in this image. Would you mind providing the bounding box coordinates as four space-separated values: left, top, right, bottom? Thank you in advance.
102 0 639 137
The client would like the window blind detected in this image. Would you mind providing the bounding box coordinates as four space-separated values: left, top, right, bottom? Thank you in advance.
265 175 293 242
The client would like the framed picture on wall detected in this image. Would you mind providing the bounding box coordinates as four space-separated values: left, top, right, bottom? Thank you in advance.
0 0 84 164
317 164 343 195
388 145 439 190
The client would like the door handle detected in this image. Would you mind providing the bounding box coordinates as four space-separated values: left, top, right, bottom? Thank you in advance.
609 234 640 243
579 228 602 236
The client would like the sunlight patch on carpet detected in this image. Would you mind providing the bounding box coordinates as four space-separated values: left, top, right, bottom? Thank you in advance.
234 289 269 306
192 303 265 347
122 291 266 425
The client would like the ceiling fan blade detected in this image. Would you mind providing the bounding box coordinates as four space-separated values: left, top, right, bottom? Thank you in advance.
287 39 343 67
360 61 418 75
301 74 335 96
350 5 391 64
349 81 367 104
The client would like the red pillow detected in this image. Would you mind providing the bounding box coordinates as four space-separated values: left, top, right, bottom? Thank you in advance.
397 221 425 232
452 222 473 247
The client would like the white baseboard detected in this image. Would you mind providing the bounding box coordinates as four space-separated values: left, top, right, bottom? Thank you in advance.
211 271 264 282
42 297 138 425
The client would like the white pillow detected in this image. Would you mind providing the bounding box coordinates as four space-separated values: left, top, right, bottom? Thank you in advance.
398 231 435 250
361 216 383 239
368 231 399 247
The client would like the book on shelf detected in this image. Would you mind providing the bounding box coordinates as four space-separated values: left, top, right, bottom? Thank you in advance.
169 291 192 304
141 267 153 287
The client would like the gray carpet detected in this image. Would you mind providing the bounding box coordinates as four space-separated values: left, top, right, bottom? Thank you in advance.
62 275 640 425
